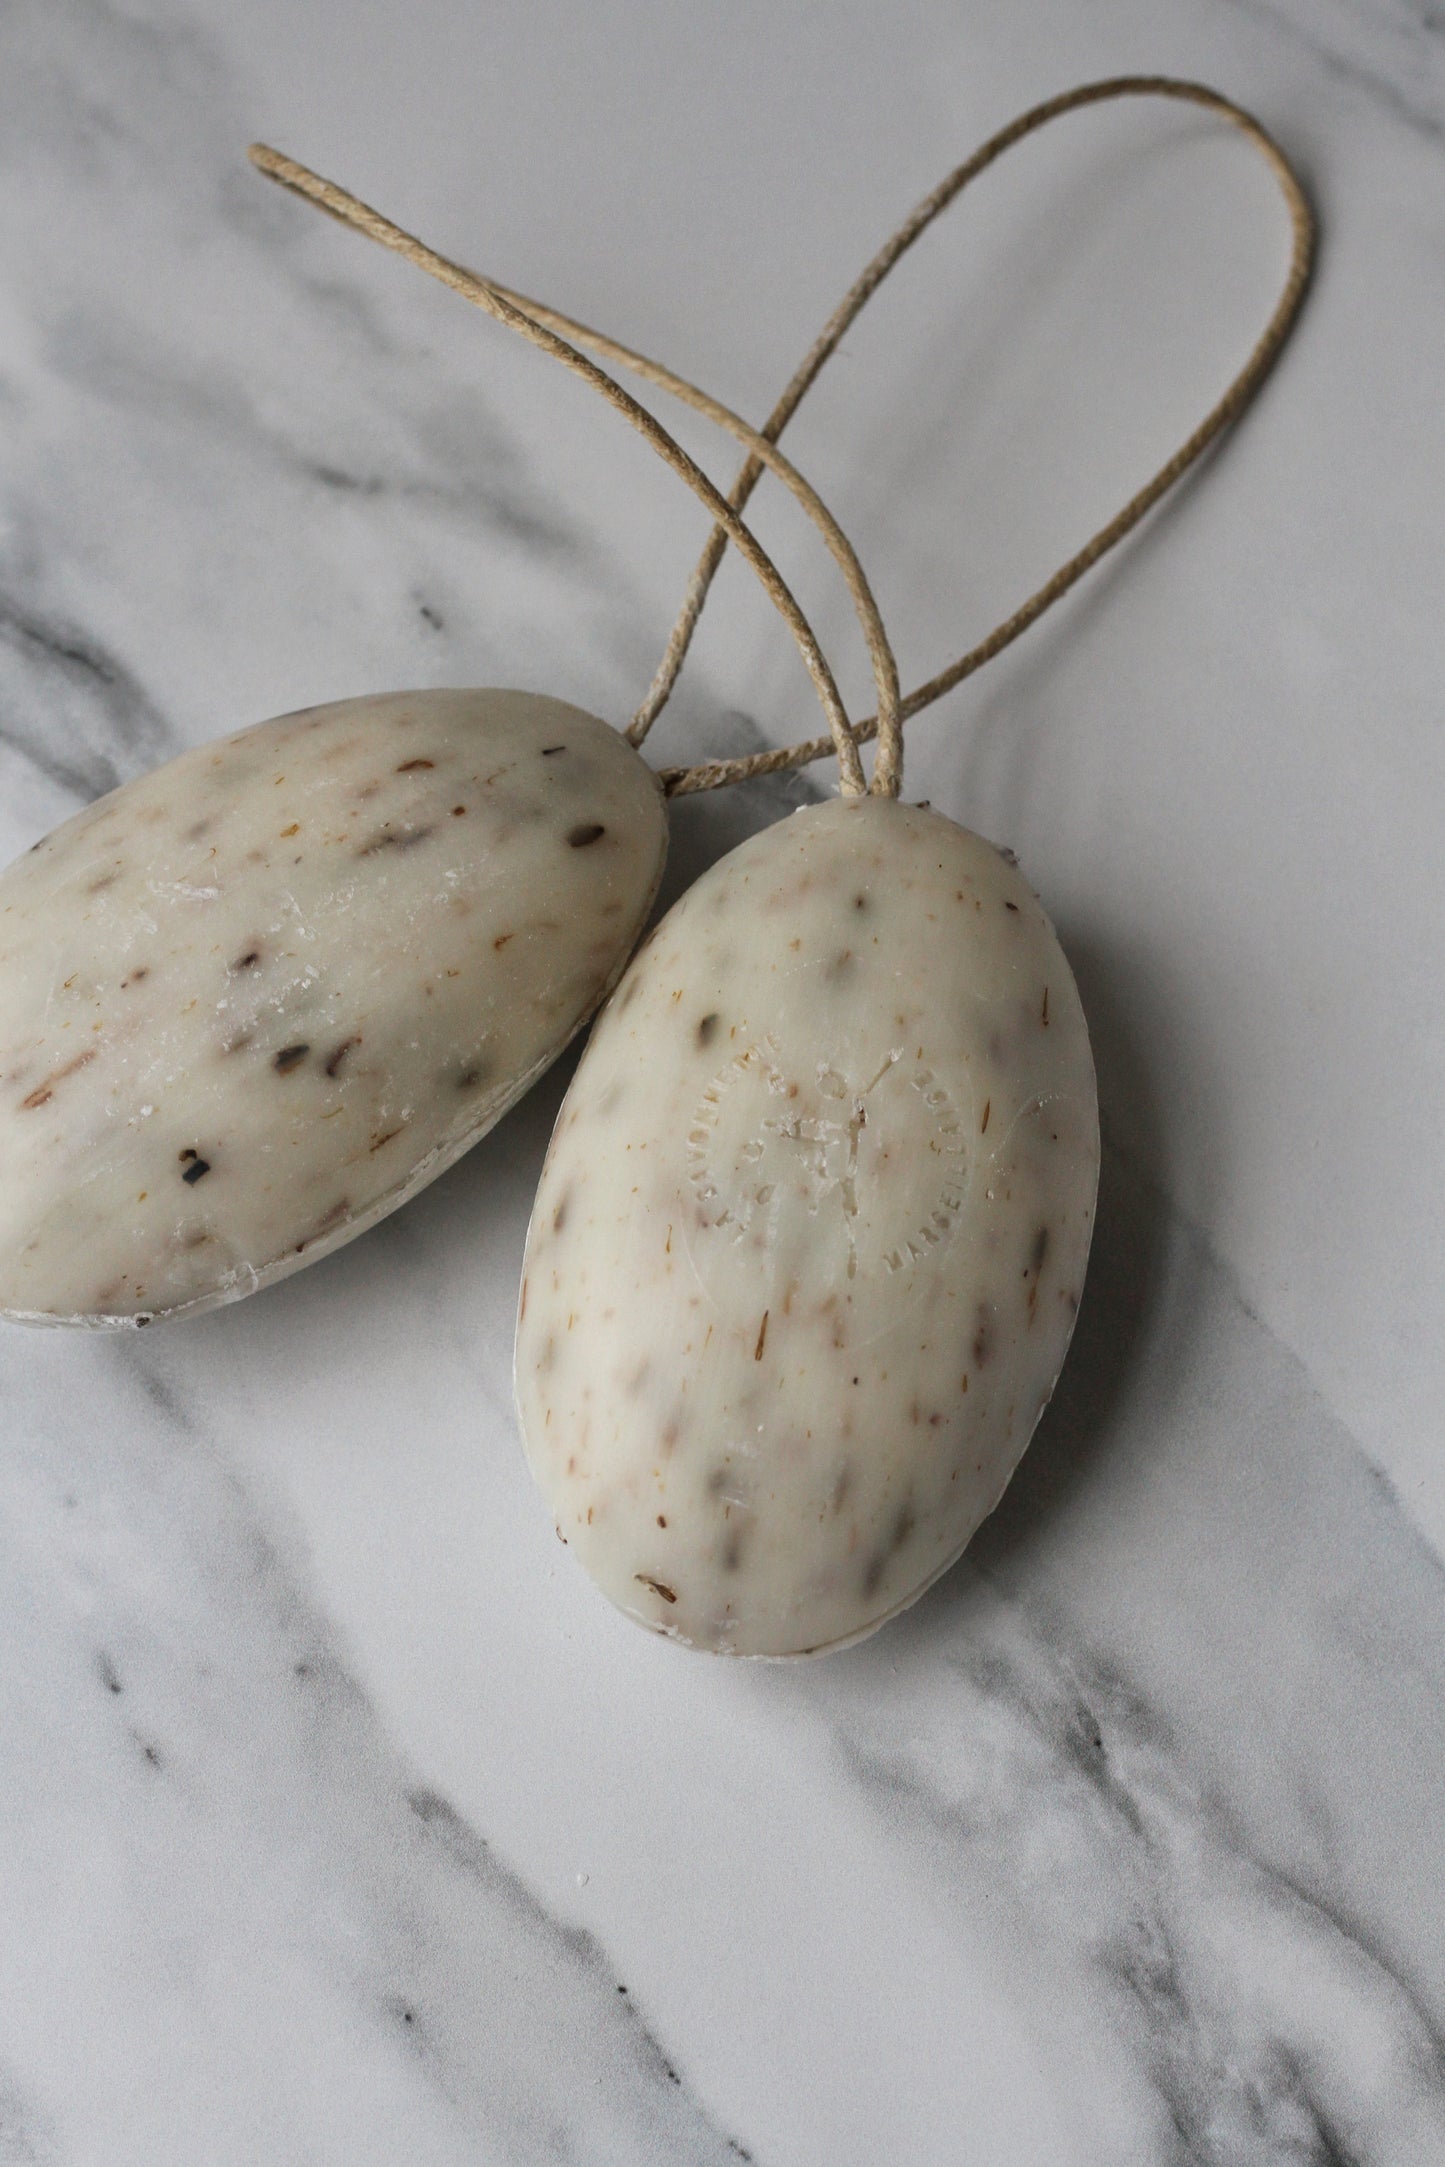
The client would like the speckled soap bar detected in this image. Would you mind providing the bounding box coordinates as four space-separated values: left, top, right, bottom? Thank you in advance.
517 796 1099 1655
0 688 666 1325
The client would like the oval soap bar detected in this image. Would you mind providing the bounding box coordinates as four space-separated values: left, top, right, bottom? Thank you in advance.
0 689 666 1324
516 796 1098 1655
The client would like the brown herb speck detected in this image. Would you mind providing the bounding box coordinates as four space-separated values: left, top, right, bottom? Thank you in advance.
981 1098 991 1134
567 822 606 849
274 1044 309 1073
696 1012 720 1048
452 805 467 816
754 1311 769 1361
541 744 567 756
232 948 262 970
324 1036 360 1077
1041 985 1050 1026
358 823 436 856
181 1156 212 1185
396 758 435 772
22 1046 97 1109
294 1198 349 1253
635 1574 677 1604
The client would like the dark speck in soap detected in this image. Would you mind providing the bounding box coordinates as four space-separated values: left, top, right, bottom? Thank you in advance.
358 824 436 856
274 1045 309 1074
635 1574 678 1604
567 823 606 849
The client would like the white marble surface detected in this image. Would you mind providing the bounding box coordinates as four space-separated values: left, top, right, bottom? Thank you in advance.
1 1 1443 2160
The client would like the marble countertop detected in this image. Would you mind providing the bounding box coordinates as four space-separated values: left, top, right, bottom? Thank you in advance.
2 1 1443 2160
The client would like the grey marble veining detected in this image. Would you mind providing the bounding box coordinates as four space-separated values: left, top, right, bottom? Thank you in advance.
1217 0 1445 142
1 0 1442 2160
799 1165 1445 2157
0 0 660 827
0 548 177 798
0 1327 752 2165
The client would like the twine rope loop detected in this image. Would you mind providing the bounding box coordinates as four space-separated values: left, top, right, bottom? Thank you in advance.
251 74 1314 802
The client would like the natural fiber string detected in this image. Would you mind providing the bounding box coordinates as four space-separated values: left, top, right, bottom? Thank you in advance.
248 145 889 799
252 74 1314 802
632 75 1315 799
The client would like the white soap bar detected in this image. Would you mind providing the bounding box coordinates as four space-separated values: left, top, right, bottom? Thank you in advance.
0 689 666 1325
516 797 1098 1655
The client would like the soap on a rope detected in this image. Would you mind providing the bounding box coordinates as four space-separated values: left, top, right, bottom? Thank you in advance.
0 688 666 1325
516 795 1098 1656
